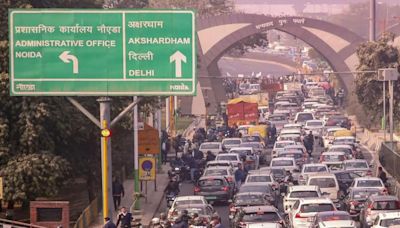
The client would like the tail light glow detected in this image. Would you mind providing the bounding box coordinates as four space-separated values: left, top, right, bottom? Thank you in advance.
194 187 200 192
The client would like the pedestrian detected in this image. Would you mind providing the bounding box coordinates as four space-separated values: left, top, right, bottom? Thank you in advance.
378 167 388 185
116 207 133 228
206 151 216 162
234 163 246 190
161 140 168 164
112 178 125 211
104 217 117 228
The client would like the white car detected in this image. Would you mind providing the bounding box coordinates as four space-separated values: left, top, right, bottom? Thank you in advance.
269 157 299 173
343 159 372 176
311 211 356 228
272 140 296 158
215 153 242 168
205 160 234 170
322 127 346 148
167 195 210 218
327 145 353 159
199 142 223 156
245 172 278 190
294 112 315 125
283 185 322 213
299 164 329 185
304 120 325 138
306 173 340 205
319 151 346 171
349 177 387 193
371 212 400 228
222 138 242 150
203 167 235 187
288 197 336 228
230 147 259 170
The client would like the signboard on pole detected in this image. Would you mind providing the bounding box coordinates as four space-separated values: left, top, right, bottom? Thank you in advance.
9 9 196 96
139 157 156 181
138 123 160 154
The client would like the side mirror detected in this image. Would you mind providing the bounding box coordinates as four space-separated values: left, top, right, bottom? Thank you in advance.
281 192 286 197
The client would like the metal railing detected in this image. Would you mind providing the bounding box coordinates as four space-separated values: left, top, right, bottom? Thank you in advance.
380 142 400 181
0 218 46 228
73 197 101 228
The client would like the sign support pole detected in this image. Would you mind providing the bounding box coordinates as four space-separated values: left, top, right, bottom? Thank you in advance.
133 96 140 209
157 97 162 170
98 97 113 220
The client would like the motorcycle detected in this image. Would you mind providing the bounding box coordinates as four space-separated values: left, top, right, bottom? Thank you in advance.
166 192 177 207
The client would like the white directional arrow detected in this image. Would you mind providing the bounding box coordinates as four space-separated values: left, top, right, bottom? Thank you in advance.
170 51 186 78
59 51 79 74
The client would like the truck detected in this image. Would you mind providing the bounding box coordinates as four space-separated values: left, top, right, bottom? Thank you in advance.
227 98 259 127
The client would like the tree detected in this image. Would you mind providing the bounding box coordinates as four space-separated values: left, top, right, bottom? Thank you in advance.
355 34 400 126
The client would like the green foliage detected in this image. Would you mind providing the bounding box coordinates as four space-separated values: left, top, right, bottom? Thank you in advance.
355 34 400 124
0 153 71 202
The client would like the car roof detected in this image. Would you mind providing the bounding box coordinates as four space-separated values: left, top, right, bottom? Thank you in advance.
344 159 368 163
279 151 303 154
326 127 346 132
354 177 381 181
377 211 400 219
242 205 278 213
217 153 239 157
271 157 296 161
329 145 352 149
306 120 324 123
206 160 231 164
247 173 272 177
200 142 221 145
175 204 208 209
369 195 398 201
198 176 227 181
246 222 282 228
321 151 345 155
316 210 350 217
289 185 320 192
175 196 205 201
231 147 253 150
335 136 355 139
298 197 334 204
204 167 229 171
242 182 272 187
285 145 304 148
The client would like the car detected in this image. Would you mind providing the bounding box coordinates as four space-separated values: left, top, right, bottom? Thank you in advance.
276 134 302 144
332 136 358 148
230 205 285 228
216 153 242 168
222 138 243 150
167 195 210 218
280 128 302 137
306 173 340 206
327 145 354 159
242 135 264 144
322 127 346 148
282 185 322 214
272 140 296 158
194 176 234 203
304 120 325 138
319 152 346 171
299 164 329 185
342 188 384 218
325 116 351 129
203 167 235 187
240 142 267 164
245 172 278 191
283 123 303 132
343 159 372 176
283 145 307 154
288 197 336 228
371 212 400 228
360 195 400 228
332 170 361 192
199 142 223 156
168 203 216 222
239 183 276 205
277 150 307 167
205 160 235 170
294 112 315 125
230 147 260 170
268 114 289 132
310 211 355 228
229 192 272 218
349 177 387 193
260 167 286 183
269 157 299 173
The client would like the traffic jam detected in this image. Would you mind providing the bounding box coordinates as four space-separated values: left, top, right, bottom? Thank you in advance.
155 77 399 228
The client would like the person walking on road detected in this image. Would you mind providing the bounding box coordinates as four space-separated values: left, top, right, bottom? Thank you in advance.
116 207 133 228
378 167 388 185
234 163 246 190
104 217 117 228
112 178 125 211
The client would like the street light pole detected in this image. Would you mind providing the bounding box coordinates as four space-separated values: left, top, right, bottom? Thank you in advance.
383 81 386 141
370 0 376 41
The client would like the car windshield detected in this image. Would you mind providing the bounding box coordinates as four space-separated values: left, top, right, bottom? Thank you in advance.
204 169 228 176
300 204 335 213
297 114 313 122
345 162 368 169
372 201 400 210
356 180 382 187
224 140 241 145
280 153 302 159
321 154 344 161
175 200 204 207
198 179 223 186
381 218 400 227
289 191 319 198
234 194 264 204
176 207 206 215
200 144 220 149
239 185 270 194
269 116 286 121
247 176 272 182
304 166 328 173
242 212 280 222
243 136 261 142
307 122 323 127
217 155 238 161
318 214 351 221
309 178 336 188
351 190 381 200
271 160 293 166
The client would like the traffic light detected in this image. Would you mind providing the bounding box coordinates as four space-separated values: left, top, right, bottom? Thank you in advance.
101 128 111 138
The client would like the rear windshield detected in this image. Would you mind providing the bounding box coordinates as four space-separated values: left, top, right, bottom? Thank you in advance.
217 155 238 161
199 179 223 186
300 204 335 213
304 166 328 173
247 176 272 183
204 169 228 176
200 144 220 149
243 136 261 142
239 186 270 194
357 180 382 187
345 162 368 169
269 116 286 121
280 153 302 159
289 191 319 198
242 212 280 223
235 194 264 204
381 218 400 227
309 178 337 188
175 207 206 215
276 142 294 148
372 201 400 210
175 200 204 207
352 190 381 200
297 113 313 122
224 140 241 145
271 160 294 167
231 150 252 156
330 148 352 154
318 214 350 221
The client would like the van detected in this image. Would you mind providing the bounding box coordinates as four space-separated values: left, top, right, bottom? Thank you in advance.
306 173 340 206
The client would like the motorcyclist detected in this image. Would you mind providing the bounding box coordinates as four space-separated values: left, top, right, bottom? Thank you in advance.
284 170 294 183
304 131 314 154
206 151 216 162
165 177 180 195
171 154 185 168
270 124 277 144
160 213 171 228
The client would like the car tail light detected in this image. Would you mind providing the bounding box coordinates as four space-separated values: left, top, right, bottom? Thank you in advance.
366 170 372 176
295 213 305 218
239 222 246 228
229 204 237 213
194 187 200 193
222 186 229 192
227 177 233 182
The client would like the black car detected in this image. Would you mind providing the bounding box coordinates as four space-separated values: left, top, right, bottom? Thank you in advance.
332 170 361 192
343 188 385 219
238 183 276 206
194 176 234 203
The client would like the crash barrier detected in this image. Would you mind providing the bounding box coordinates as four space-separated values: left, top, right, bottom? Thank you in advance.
73 197 101 228
379 142 400 198
0 218 46 228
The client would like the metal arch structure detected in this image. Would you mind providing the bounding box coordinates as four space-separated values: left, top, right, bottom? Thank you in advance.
181 14 367 115
386 23 400 46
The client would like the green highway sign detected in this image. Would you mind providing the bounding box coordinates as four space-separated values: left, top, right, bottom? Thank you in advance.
9 9 196 96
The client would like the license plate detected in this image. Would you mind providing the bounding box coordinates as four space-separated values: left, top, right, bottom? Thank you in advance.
206 196 217 200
